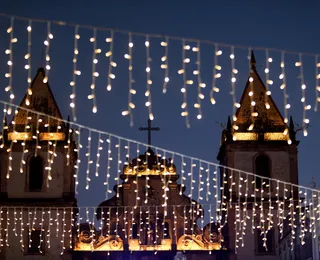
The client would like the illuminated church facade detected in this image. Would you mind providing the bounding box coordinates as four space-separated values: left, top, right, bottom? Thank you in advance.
0 53 313 259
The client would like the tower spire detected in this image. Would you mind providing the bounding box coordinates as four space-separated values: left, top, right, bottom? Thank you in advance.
250 50 256 69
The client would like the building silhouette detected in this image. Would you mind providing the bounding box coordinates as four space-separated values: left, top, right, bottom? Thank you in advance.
0 53 313 259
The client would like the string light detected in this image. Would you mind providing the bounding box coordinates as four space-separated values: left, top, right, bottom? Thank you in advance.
106 30 115 91
55 208 59 238
47 208 52 248
180 156 185 195
20 208 24 250
280 52 289 124
247 48 255 131
69 208 73 249
66 122 72 166
145 35 154 121
89 28 98 114
116 139 121 199
197 162 203 201
45 117 53 187
298 53 310 136
210 44 221 105
70 25 80 121
34 114 40 157
25 20 32 100
1 13 320 130
122 32 135 126
61 209 66 254
264 50 272 109
242 169 249 246
95 134 103 177
4 208 10 247
251 175 256 234
230 47 239 124
85 130 92 190
43 21 53 84
6 108 17 179
195 41 204 119
39 208 44 253
220 168 227 231
161 37 169 94
144 147 150 204
105 136 112 198
5 17 16 110
180 39 190 128
74 127 82 194
13 207 17 237
315 55 320 112
205 164 211 201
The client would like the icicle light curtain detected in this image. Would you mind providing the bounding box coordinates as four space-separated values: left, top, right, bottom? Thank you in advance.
0 100 319 254
0 13 319 131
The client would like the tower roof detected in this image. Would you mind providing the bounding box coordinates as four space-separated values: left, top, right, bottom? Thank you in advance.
12 68 64 127
233 52 286 132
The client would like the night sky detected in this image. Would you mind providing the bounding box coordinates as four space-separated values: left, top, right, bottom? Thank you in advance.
1 1 320 208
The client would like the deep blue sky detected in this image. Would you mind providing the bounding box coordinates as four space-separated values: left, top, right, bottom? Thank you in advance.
1 1 320 208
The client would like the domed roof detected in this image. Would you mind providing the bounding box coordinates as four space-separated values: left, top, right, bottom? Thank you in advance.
123 148 176 175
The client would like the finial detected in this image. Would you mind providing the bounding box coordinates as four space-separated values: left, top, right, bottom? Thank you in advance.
289 116 294 130
250 50 256 68
226 116 232 132
289 116 296 142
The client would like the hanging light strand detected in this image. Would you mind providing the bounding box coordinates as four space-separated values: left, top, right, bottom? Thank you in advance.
95 134 103 177
315 55 320 112
145 35 154 121
85 130 92 190
210 44 221 105
195 41 204 119
280 52 289 124
105 136 112 198
264 50 271 109
230 46 239 123
298 53 310 136
6 108 17 179
25 20 32 100
116 139 121 199
180 39 190 128
122 32 135 126
5 17 16 110
247 48 255 131
70 25 80 121
89 28 98 114
106 30 114 91
205 164 211 202
43 21 52 84
74 127 82 194
161 37 169 94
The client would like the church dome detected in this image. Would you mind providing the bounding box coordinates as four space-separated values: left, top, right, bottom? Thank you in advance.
123 148 176 175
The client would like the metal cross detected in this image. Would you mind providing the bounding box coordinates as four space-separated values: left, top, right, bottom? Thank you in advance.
139 119 160 146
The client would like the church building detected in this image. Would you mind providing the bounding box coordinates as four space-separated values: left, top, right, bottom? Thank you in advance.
0 53 311 259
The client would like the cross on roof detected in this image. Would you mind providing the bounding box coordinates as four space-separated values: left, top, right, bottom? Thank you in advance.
139 119 160 147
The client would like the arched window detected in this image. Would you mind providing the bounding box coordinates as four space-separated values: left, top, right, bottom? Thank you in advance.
28 156 44 191
255 155 270 189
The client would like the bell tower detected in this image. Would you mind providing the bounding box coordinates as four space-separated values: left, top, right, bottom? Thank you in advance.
0 68 77 259
217 52 299 259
